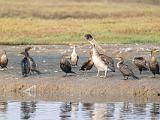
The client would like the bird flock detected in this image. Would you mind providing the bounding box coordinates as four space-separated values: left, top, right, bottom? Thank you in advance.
0 34 159 80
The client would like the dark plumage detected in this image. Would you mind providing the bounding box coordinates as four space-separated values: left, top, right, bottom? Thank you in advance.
20 52 30 77
60 55 75 76
80 51 94 71
79 58 94 71
133 57 148 74
25 47 41 74
116 57 139 80
0 50 8 69
149 49 160 78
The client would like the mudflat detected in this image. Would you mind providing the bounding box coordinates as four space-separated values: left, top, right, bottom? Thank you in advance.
0 44 160 103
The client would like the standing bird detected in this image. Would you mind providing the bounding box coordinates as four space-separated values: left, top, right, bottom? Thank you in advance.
0 50 8 70
92 45 115 77
19 52 30 77
149 49 160 78
25 47 41 74
79 51 94 72
60 55 76 76
116 57 139 80
70 45 79 66
133 57 148 74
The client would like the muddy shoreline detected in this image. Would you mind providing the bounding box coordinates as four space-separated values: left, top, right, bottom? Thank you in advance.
0 44 160 103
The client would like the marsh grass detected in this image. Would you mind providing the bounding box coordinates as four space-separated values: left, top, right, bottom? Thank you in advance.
0 0 160 45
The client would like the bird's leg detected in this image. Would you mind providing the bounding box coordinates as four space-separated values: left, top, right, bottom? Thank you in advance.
153 74 156 78
104 70 108 78
84 69 87 76
126 76 129 80
97 70 100 77
140 71 142 74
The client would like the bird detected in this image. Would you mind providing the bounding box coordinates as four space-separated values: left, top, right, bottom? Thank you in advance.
60 55 76 76
149 49 160 78
25 47 41 75
92 45 115 77
79 51 94 72
133 56 148 74
19 52 30 77
0 50 8 70
70 45 79 66
116 57 139 80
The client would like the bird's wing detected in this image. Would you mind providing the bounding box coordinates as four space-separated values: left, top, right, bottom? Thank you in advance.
100 54 114 65
66 60 72 70
120 64 134 75
134 58 147 67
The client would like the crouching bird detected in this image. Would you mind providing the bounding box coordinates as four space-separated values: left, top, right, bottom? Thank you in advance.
60 55 76 76
0 50 8 70
25 47 41 75
116 57 139 80
79 51 94 72
133 57 148 74
92 45 115 78
149 49 160 78
19 52 30 77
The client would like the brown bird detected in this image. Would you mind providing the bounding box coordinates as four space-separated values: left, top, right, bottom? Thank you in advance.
25 47 41 74
116 57 139 80
80 51 94 71
133 57 148 74
60 55 76 76
149 49 160 78
70 45 79 66
0 50 8 70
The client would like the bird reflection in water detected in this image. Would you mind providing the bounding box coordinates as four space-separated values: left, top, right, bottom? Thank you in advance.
59 102 72 120
0 101 7 113
20 101 37 119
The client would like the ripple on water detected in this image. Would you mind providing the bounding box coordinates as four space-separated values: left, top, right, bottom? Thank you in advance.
0 101 159 120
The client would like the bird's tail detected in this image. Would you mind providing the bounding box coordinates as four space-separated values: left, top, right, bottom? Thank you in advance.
132 75 139 80
79 68 84 71
32 69 41 75
108 65 115 72
142 66 149 71
71 71 76 74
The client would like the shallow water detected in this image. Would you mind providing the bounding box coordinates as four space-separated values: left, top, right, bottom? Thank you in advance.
0 101 160 120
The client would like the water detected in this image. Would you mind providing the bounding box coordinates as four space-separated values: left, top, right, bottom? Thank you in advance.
0 101 160 120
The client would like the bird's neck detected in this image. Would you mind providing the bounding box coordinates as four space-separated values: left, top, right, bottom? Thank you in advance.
72 47 76 54
92 47 99 57
117 60 123 68
151 56 157 63
151 52 157 62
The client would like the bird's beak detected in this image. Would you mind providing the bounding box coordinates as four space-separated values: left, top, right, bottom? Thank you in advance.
29 47 32 51
155 49 160 53
18 53 22 56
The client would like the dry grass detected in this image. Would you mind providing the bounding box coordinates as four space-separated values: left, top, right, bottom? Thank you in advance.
0 0 160 44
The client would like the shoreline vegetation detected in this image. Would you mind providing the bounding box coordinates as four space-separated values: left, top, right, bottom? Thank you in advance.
0 0 160 45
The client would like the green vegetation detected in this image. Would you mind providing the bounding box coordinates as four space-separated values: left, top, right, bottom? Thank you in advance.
0 0 160 45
